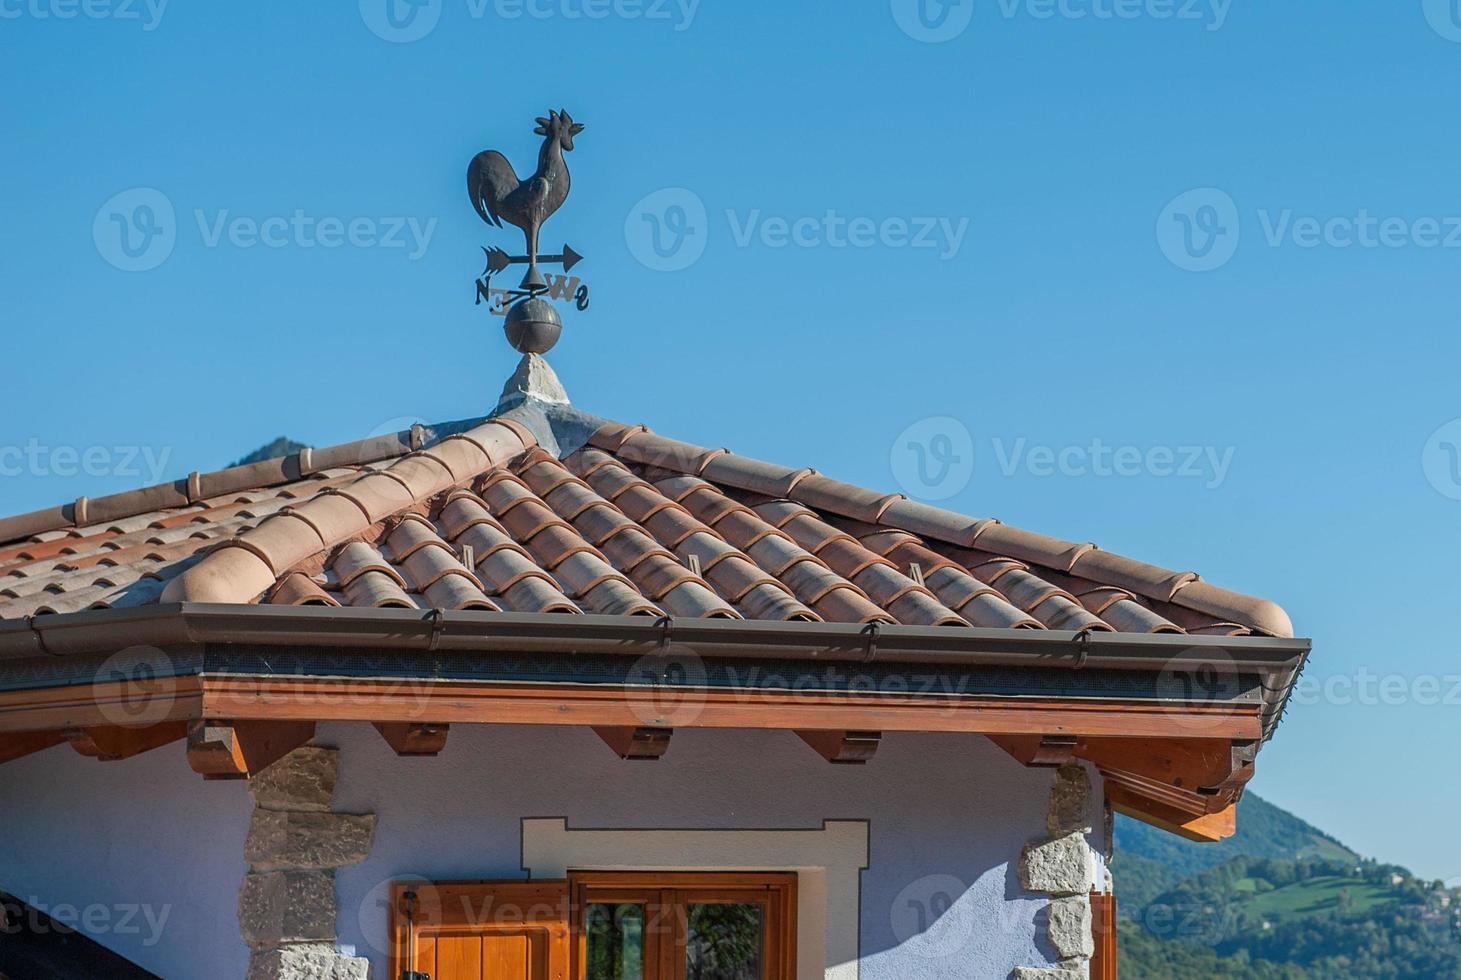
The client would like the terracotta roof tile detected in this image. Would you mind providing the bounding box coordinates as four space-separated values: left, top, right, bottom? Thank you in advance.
0 412 1295 639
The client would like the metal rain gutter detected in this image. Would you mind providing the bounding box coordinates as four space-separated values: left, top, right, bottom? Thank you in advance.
1 602 1311 671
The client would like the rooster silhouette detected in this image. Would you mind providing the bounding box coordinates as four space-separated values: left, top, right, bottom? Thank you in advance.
467 109 584 289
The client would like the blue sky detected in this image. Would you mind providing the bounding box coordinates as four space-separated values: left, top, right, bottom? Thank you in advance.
3 1 1460 879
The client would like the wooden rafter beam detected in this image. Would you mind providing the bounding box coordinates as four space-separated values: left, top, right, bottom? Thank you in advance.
0 675 1263 740
0 729 66 766
1106 782 1238 842
593 726 672 760
188 677 1262 740
796 730 881 764
65 721 188 762
373 722 450 757
186 719 316 780
987 733 1079 768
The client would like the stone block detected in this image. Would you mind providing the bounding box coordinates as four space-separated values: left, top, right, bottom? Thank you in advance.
250 746 339 812
245 809 375 872
239 870 337 948
1046 895 1094 960
246 944 370 980
1011 964 1088 980
1046 762 1091 836
1021 832 1095 897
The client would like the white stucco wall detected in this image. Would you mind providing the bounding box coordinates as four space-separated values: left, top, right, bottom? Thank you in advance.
0 724 1105 980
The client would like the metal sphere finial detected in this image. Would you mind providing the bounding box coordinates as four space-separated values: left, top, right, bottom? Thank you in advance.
503 297 562 354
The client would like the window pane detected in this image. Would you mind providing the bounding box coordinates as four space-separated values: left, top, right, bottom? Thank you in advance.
685 903 764 980
585 903 645 980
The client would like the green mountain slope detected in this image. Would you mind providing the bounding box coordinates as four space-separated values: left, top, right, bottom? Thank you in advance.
1115 795 1461 978
1114 792 1357 880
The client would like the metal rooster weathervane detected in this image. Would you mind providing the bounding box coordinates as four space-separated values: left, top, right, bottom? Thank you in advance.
468 110 590 355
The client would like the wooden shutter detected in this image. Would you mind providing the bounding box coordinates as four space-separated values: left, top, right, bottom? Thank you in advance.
390 880 570 980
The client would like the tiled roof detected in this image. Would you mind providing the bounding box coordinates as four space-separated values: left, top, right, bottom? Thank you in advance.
0 408 1294 639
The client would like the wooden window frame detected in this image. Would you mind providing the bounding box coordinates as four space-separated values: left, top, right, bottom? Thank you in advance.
570 872 797 980
388 872 796 980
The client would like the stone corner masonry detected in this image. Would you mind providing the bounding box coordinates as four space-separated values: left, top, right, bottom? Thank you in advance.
240 746 375 980
1010 762 1100 980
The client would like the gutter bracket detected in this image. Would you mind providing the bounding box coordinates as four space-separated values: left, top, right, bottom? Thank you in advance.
654 615 674 650
861 620 881 664
1072 628 1092 670
426 608 446 653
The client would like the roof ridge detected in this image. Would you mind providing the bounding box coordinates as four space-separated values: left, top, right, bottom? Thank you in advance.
588 420 1294 638
159 419 536 604
0 418 496 547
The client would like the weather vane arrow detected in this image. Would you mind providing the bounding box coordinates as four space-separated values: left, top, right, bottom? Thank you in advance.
482 243 584 277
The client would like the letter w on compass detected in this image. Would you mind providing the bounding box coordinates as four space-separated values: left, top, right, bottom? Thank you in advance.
468 109 584 291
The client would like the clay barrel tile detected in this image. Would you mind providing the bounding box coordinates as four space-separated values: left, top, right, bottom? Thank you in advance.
439 495 500 540
541 482 603 522
332 542 407 589
701 455 815 499
343 570 416 608
1168 580 1294 638
652 475 713 504
159 545 277 603
196 457 301 500
739 583 821 622
380 455 454 500
1067 549 1198 602
401 546 484 593
587 421 649 453
614 430 728 476
1030 594 1112 632
1098 599 1186 634
969 524 1094 572
231 513 328 577
879 498 991 547
423 574 499 611
0 504 73 543
269 573 340 607
580 579 662 617
658 579 740 619
386 517 450 562
814 587 896 625
790 475 905 525
460 418 534 463
335 473 418 524
306 431 413 472
285 492 370 544
564 447 618 480
420 436 491 482
84 481 193 526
